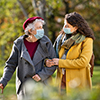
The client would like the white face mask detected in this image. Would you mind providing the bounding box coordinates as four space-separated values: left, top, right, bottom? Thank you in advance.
34 29 44 39
63 20 75 34
63 27 74 34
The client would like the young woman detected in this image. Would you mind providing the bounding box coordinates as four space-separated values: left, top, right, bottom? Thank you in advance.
46 12 95 93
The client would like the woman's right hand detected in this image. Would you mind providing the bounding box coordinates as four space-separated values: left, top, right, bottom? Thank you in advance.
0 84 4 94
46 59 55 67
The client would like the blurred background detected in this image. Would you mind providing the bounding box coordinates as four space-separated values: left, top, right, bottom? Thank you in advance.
0 0 100 99
0 0 100 66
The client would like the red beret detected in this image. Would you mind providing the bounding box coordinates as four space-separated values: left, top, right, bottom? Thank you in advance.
23 16 44 30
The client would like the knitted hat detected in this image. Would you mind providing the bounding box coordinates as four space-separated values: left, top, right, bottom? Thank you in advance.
23 16 44 30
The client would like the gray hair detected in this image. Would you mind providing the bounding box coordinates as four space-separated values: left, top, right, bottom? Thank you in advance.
24 19 45 35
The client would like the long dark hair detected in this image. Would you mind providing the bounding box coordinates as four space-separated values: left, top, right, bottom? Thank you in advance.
65 12 95 40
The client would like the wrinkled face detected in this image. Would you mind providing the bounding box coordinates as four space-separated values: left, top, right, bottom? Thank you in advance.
32 21 43 35
63 19 78 33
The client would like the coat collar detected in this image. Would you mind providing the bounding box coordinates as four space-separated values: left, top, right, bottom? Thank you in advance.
16 35 50 66
20 40 34 67
33 36 50 66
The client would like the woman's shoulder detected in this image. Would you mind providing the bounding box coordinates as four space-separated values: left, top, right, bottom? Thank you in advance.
40 35 52 45
81 37 93 46
83 37 93 42
56 34 62 40
13 35 24 50
14 35 24 44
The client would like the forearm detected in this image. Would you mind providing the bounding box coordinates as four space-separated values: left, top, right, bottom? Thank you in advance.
59 38 93 69
37 66 56 81
0 66 16 88
0 44 18 87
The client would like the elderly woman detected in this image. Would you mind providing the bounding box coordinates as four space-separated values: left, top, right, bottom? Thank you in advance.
0 16 56 99
46 12 95 93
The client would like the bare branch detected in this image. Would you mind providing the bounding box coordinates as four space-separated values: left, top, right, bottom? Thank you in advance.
70 0 89 10
17 0 28 19
32 0 40 16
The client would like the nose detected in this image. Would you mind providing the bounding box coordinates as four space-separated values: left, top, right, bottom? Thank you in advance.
39 26 43 29
64 24 69 28
41 27 43 29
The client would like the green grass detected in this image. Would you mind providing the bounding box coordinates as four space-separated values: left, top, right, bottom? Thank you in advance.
92 66 100 89
0 66 100 100
0 67 16 100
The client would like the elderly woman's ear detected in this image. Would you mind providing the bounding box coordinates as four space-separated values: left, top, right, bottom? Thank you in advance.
28 29 33 34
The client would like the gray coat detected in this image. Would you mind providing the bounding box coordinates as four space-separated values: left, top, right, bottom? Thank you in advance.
0 35 56 94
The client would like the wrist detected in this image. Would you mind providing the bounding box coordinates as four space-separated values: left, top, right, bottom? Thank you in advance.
44 58 48 67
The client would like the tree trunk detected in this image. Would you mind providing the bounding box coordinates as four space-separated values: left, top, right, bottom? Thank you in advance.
32 0 49 36
63 0 70 14
17 0 29 19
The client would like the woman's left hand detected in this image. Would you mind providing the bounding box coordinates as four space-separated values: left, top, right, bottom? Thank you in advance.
32 74 41 82
52 58 59 65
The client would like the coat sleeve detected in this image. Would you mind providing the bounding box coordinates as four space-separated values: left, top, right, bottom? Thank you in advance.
37 41 57 81
0 43 18 88
59 38 93 69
